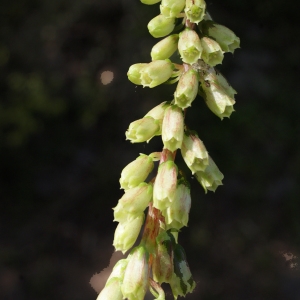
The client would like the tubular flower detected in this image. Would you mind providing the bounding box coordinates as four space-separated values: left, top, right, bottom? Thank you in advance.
160 0 186 18
185 0 206 24
120 154 154 190
151 34 179 61
195 155 224 193
162 105 184 152
201 36 224 66
148 14 176 38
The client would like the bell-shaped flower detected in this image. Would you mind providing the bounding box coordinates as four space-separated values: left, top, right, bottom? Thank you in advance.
160 0 185 18
195 155 224 193
96 277 123 300
170 244 196 298
200 70 235 119
178 28 202 64
114 183 153 222
127 63 147 85
153 160 178 211
121 245 149 300
152 230 175 284
203 21 240 53
181 131 209 173
184 0 206 24
162 179 191 229
162 105 184 152
120 154 154 190
141 0 161 4
151 34 179 61
148 14 175 38
140 60 174 88
201 36 224 67
113 214 144 253
125 116 160 143
174 69 199 109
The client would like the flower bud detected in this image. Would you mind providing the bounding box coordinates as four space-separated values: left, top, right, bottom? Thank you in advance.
162 179 191 229
203 21 240 53
160 0 185 18
201 36 224 67
96 277 123 300
181 131 209 173
170 244 196 298
125 116 160 143
122 245 149 300
185 0 206 24
195 156 224 193
145 101 170 123
200 70 235 119
148 14 175 38
140 60 174 88
127 63 147 85
114 183 153 222
174 69 199 109
153 160 177 211
141 0 161 4
153 231 175 283
113 214 144 253
151 34 179 61
120 154 154 190
106 259 128 283
178 28 202 64
162 105 184 152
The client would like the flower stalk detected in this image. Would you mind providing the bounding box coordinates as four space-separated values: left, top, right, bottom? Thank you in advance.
98 0 240 299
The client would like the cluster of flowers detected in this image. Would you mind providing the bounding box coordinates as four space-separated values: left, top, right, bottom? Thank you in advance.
97 0 239 299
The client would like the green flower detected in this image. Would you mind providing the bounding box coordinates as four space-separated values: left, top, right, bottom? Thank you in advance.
121 246 149 300
96 277 123 300
185 0 206 24
113 183 153 222
174 69 199 109
113 214 144 253
203 21 240 53
178 28 202 64
148 14 175 38
181 131 209 173
140 59 174 88
151 34 179 61
162 105 184 152
127 63 147 85
120 154 154 190
162 179 191 229
200 70 236 119
160 0 186 18
125 116 160 143
153 160 178 211
195 156 224 193
201 36 224 66
141 0 161 4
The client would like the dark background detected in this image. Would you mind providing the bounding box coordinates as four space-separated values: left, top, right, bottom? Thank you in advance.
1 0 299 299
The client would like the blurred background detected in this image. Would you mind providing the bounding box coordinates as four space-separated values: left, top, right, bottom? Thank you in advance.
1 0 299 299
